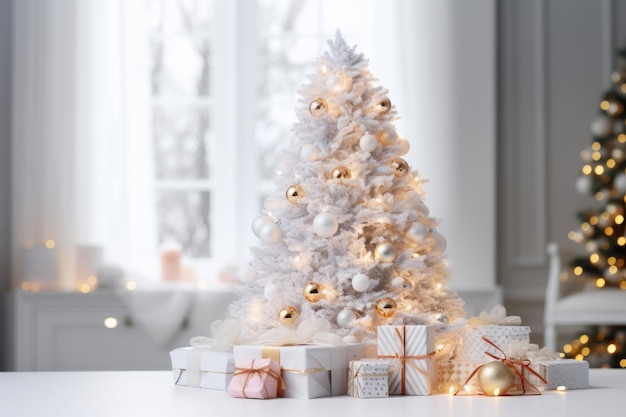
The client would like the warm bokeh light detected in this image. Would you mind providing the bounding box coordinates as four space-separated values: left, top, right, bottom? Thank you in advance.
45 240 55 249
573 266 583 276
596 278 606 288
608 343 617 354
126 281 137 291
103 317 118 329
579 334 589 344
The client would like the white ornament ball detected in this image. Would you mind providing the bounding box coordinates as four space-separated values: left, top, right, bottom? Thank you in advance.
326 74 342 91
343 335 359 344
615 172 626 192
415 202 429 217
575 175 593 195
300 144 319 162
590 116 612 136
405 222 428 243
391 276 409 289
259 221 282 245
252 214 273 237
351 273 370 292
397 138 410 155
337 309 357 327
313 213 339 238
264 283 280 298
430 231 447 254
359 134 378 152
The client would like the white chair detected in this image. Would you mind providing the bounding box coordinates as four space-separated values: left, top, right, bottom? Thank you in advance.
544 242 626 352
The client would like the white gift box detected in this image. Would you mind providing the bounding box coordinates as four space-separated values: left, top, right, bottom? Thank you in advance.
233 344 364 399
377 325 436 395
347 359 389 398
533 359 589 390
458 325 530 361
170 347 235 390
436 359 483 394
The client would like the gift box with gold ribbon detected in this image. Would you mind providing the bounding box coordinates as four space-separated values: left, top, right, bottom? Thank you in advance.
226 358 282 399
377 325 436 395
169 347 234 390
233 344 364 399
347 359 389 398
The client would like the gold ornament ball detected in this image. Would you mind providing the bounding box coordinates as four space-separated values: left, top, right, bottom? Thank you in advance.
309 98 328 117
375 297 397 318
286 184 305 204
374 243 396 263
278 306 299 326
303 282 323 303
477 361 515 396
331 166 352 180
391 158 409 177
375 97 391 114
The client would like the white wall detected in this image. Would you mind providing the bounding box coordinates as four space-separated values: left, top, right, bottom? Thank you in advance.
498 0 626 340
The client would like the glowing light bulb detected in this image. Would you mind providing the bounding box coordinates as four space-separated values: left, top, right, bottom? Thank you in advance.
103 317 118 329
556 386 567 392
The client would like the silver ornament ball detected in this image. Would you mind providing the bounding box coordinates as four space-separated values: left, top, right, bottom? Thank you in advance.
252 214 273 237
337 309 357 327
259 222 282 245
405 222 428 244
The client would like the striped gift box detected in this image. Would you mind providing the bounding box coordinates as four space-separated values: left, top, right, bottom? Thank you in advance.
377 325 436 395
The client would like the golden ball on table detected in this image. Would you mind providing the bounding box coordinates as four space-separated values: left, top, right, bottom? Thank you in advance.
330 166 352 180
303 282 323 303
390 158 409 177
375 297 397 318
477 361 515 396
309 98 328 117
278 306 299 326
286 184 305 204
374 243 396 263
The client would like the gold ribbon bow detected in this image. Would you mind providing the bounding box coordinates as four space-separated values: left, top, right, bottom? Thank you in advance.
377 326 435 395
233 359 284 399
454 336 547 396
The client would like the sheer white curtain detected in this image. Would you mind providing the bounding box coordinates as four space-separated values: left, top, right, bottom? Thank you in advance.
377 0 497 301
12 0 157 289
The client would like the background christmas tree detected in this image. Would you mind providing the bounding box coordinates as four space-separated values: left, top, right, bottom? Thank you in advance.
564 45 626 368
222 32 465 347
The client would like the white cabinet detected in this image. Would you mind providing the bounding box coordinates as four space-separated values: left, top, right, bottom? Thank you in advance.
9 289 237 371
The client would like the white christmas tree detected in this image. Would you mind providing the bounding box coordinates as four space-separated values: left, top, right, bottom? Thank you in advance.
226 31 464 347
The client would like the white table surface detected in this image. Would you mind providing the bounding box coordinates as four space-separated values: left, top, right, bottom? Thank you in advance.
1 369 625 417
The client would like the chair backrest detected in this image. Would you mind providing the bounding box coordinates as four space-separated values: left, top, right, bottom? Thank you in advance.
544 242 589 322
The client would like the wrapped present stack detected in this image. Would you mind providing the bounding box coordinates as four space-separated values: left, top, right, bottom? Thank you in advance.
168 31 589 400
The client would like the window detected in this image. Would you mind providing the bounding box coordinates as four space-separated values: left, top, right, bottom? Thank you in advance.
144 0 379 279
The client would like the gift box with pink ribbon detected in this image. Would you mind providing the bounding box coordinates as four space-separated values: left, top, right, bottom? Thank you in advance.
233 344 364 399
377 325 436 396
227 358 282 399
